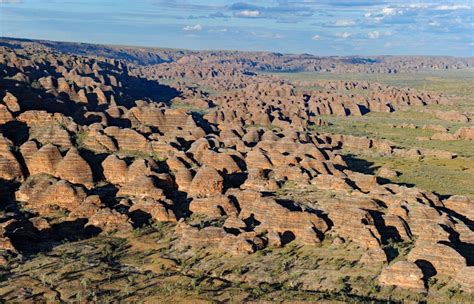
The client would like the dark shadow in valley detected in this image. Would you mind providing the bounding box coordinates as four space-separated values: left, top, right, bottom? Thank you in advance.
339 153 416 188
439 224 474 266
338 154 379 175
0 121 29 147
4 215 102 257
224 172 247 192
280 231 296 246
128 209 153 228
415 259 437 282
0 62 181 126
0 179 20 211
439 207 473 232
274 198 302 212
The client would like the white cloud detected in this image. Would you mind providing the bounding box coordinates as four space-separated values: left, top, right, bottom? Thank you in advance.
365 6 403 23
236 10 260 17
311 35 321 41
334 19 356 27
407 4 430 9
336 32 351 39
250 32 284 39
366 7 403 18
208 28 228 33
368 31 380 39
182 24 202 31
381 7 397 16
435 5 470 10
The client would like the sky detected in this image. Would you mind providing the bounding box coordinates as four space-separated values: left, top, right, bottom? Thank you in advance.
0 0 473 56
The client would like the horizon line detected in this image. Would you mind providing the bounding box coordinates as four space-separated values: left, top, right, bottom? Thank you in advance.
2 36 473 59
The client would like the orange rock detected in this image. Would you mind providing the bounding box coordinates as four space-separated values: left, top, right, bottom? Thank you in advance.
454 127 474 140
245 148 273 170
454 266 474 293
379 261 425 290
0 105 14 124
117 175 166 200
2 92 21 112
25 143 62 176
56 148 94 188
102 154 128 184
407 242 466 276
188 166 224 197
199 150 241 174
129 198 176 222
189 194 238 218
311 174 353 192
0 135 23 181
436 111 469 123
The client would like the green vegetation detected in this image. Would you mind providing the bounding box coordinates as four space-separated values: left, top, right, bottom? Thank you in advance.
118 149 168 162
170 99 209 115
344 150 474 198
268 69 474 198
311 111 474 158
1 217 471 302
74 130 88 148
268 69 474 96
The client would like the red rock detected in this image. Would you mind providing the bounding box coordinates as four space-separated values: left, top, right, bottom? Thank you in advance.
171 167 193 192
379 261 425 290
16 174 87 213
0 135 23 181
378 167 398 179
234 191 328 245
431 132 458 141
454 266 474 293
454 127 474 140
102 154 128 184
360 248 387 265
55 148 94 188
104 127 149 152
436 111 469 123
2 92 21 112
245 148 273 170
241 168 279 192
342 135 371 150
117 175 166 200
311 174 353 192
199 150 241 173
189 194 238 218
0 105 14 124
443 195 473 221
422 124 448 133
407 242 466 276
188 166 224 198
86 208 133 233
129 198 176 222
25 143 62 176
421 149 456 159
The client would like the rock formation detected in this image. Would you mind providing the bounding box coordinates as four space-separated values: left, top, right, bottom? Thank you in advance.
0 40 472 301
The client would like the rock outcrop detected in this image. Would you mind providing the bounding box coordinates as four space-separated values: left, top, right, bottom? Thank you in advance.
379 261 425 290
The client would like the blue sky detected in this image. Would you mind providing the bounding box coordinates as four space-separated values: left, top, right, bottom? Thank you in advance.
0 0 473 56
